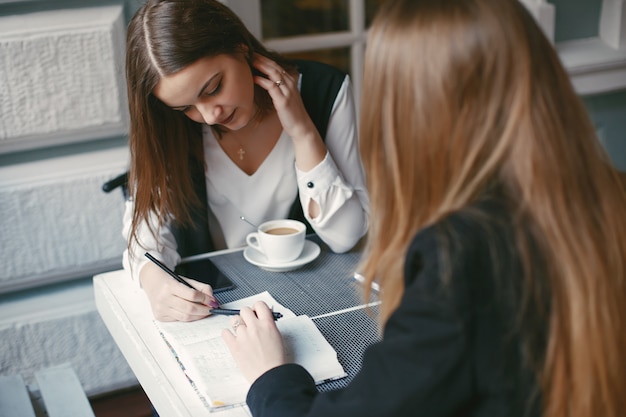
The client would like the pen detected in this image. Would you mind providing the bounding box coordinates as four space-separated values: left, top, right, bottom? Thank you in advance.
210 308 283 321
145 252 198 291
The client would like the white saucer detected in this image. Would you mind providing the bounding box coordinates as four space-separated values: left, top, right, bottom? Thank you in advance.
243 240 321 272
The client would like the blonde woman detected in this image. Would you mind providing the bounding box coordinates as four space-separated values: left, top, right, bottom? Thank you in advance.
223 0 626 416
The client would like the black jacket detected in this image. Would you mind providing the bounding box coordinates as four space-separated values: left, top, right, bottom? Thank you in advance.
247 198 543 417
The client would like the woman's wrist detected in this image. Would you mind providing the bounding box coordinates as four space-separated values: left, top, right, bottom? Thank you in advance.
292 131 326 171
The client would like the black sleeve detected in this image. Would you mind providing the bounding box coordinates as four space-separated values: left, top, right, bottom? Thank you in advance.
247 364 317 415
246 222 477 417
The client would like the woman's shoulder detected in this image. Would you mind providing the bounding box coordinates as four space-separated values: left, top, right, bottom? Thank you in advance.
407 197 513 265
403 197 518 308
292 59 347 79
293 60 350 140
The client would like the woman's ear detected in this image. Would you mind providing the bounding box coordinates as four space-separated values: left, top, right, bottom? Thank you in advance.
239 44 254 67
241 44 260 76
238 43 250 55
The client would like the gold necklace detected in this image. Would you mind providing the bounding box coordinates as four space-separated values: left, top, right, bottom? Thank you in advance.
219 131 246 161
237 145 245 160
222 107 265 161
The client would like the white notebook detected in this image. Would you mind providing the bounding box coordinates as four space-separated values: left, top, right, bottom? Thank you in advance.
154 291 347 411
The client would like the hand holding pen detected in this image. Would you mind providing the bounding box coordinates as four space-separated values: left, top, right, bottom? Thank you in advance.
143 253 218 321
210 308 282 321
144 253 282 321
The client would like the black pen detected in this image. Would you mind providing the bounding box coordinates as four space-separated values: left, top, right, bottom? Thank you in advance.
145 252 198 291
210 308 283 321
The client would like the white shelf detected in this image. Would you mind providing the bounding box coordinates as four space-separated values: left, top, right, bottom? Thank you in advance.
558 37 626 95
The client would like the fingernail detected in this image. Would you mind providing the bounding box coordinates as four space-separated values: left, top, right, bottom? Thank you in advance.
209 299 219 308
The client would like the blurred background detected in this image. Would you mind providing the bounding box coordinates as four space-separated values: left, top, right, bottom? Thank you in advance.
0 0 624 415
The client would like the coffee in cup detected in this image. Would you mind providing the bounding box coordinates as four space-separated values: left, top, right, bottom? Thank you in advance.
266 227 298 236
246 219 306 263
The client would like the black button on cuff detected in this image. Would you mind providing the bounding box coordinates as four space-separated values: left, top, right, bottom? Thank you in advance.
306 181 314 189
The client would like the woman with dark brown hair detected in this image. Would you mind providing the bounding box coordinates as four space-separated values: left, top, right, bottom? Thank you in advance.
222 0 626 416
122 0 369 321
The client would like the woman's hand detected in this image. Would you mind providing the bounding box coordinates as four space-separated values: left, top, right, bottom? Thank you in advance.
222 301 286 383
139 262 219 322
252 54 326 172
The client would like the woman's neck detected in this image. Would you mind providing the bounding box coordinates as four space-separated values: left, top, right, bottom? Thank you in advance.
218 110 283 175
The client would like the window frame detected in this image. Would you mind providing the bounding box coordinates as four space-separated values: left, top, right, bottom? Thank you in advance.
225 0 368 108
226 0 626 99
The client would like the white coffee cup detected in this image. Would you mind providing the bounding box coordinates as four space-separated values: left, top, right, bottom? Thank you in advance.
245 219 306 263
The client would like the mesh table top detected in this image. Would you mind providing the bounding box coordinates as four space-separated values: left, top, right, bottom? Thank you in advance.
208 237 381 391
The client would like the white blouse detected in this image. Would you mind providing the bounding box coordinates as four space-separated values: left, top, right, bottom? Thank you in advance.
123 74 369 282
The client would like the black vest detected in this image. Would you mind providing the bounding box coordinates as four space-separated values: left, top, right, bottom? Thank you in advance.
173 60 347 257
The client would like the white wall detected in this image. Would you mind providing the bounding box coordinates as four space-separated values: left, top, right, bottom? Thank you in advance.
0 4 134 396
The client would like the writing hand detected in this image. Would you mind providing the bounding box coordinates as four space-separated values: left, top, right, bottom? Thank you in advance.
140 262 219 322
222 301 286 382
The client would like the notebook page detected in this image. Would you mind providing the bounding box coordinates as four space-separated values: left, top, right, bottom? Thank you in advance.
279 315 348 384
155 292 346 410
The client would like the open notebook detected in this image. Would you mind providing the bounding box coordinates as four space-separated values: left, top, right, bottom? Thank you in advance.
154 291 347 411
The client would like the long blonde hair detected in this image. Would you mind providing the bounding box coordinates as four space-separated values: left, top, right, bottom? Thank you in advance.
358 0 626 416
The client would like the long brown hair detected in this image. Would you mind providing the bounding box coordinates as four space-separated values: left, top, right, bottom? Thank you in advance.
358 0 626 416
125 0 292 253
